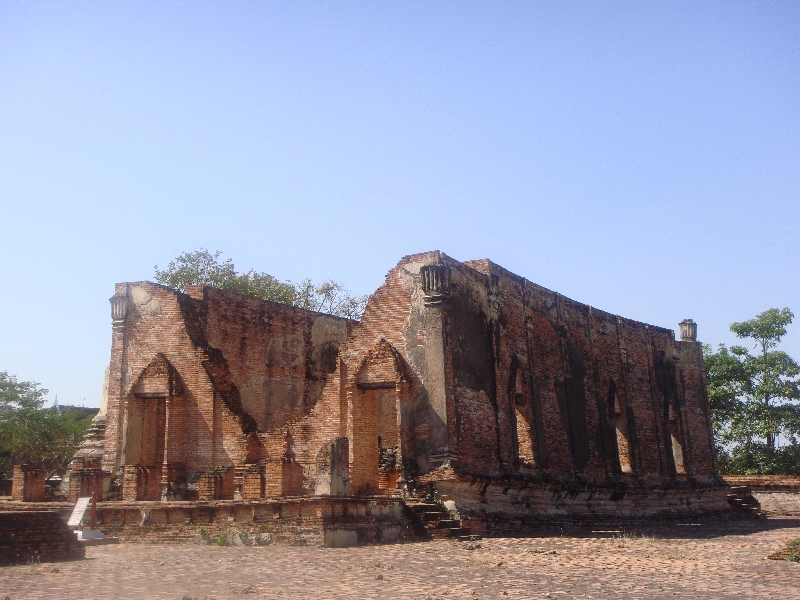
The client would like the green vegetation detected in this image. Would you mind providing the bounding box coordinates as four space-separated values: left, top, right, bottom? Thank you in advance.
154 248 368 320
705 308 800 475
0 372 93 480
787 538 800 562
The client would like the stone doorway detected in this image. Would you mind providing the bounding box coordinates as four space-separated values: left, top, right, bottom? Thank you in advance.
121 354 188 500
123 395 166 500
350 383 400 494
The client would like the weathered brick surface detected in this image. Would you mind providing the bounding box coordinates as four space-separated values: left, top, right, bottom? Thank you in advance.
0 511 84 564
81 250 724 524
67 462 104 502
440 257 719 487
11 465 45 502
0 499 407 547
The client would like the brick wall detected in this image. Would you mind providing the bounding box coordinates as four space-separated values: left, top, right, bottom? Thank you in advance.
0 499 408 547
11 465 45 502
0 511 84 565
449 257 718 486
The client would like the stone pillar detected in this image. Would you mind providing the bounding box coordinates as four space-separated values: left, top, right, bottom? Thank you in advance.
315 437 350 496
198 467 233 500
11 465 46 502
418 261 453 468
160 396 177 500
68 458 105 502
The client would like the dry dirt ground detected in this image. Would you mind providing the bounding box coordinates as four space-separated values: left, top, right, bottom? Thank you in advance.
2 518 799 599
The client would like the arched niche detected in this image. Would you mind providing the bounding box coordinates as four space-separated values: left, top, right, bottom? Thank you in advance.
122 354 190 500
348 339 413 494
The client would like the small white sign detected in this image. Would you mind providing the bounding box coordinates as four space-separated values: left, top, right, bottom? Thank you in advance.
67 497 91 527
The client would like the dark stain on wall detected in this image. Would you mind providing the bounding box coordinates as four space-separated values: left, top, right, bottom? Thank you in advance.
652 348 681 476
178 292 259 435
448 294 496 399
554 344 591 474
594 380 621 476
446 289 501 472
314 341 340 374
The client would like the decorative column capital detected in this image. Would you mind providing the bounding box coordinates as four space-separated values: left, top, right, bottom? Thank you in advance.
420 262 450 307
110 293 128 330
679 319 697 342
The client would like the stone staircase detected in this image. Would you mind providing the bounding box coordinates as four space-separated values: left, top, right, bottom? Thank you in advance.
727 485 765 517
402 499 480 541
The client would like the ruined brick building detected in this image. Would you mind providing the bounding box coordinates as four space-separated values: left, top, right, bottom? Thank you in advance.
70 251 728 529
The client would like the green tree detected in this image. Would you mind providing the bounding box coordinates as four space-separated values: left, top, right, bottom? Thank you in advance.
154 249 296 305
0 372 93 480
704 308 800 474
154 249 368 320
292 278 368 321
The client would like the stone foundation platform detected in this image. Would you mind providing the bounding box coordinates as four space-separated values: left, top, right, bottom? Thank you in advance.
0 496 409 548
0 478 741 548
433 479 734 536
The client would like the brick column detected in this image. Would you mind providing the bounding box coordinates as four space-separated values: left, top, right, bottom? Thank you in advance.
11 465 46 502
103 288 129 474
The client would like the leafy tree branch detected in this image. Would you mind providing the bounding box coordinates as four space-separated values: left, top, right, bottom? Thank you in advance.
154 249 368 320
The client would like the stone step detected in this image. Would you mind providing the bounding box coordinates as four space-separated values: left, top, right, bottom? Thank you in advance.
420 512 444 521
458 534 482 542
407 503 441 512
433 519 461 530
446 528 471 538
430 527 471 539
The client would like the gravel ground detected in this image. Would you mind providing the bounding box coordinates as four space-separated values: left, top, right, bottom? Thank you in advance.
2 518 799 599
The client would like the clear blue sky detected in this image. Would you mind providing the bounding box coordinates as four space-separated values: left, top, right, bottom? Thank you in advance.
1 2 798 408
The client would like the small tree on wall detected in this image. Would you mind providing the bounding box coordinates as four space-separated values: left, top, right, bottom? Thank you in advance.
704 308 800 474
154 249 368 320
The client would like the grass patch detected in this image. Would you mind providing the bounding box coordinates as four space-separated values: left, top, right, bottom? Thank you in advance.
786 538 800 562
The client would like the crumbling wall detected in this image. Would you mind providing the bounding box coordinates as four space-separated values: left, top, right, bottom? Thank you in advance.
103 282 220 478
284 252 449 493
103 282 351 499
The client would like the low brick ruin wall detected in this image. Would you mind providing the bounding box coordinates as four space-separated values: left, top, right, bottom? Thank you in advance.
0 480 740 549
436 480 733 535
724 476 800 516
0 497 409 548
0 511 85 565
